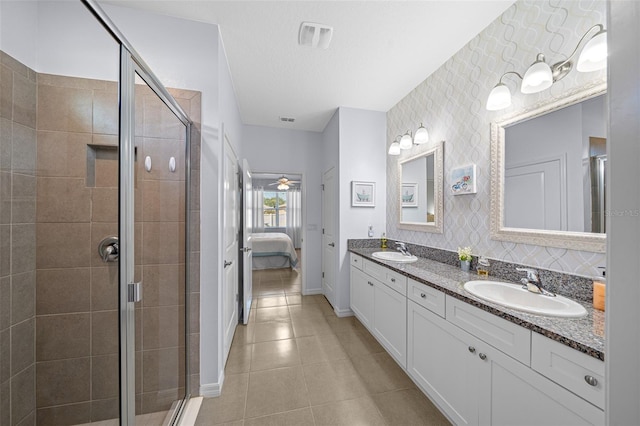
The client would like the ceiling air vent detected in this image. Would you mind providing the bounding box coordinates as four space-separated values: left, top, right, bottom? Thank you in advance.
279 117 295 123
298 22 333 49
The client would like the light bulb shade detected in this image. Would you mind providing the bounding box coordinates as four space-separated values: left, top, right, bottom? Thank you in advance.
399 133 413 150
521 56 553 94
486 83 512 111
413 125 429 144
277 183 289 190
577 30 607 72
388 142 401 155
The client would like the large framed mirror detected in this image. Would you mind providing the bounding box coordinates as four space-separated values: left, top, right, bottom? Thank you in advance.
398 141 444 233
490 82 607 252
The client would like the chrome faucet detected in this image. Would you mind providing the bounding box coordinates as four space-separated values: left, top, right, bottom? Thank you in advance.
396 242 412 256
516 267 556 297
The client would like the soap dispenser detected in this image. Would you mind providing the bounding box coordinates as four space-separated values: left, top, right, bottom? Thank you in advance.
381 233 387 249
593 267 606 311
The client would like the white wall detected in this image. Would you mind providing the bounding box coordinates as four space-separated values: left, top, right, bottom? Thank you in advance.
243 125 323 293
0 1 38 69
606 1 640 424
336 107 387 314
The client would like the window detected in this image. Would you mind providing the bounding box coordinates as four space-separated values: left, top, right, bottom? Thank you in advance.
263 191 287 228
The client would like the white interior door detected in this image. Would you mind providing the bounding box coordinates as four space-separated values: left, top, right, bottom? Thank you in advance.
322 167 336 307
241 159 253 325
505 156 567 231
223 135 239 360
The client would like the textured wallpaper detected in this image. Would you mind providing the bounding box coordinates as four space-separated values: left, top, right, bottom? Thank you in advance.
387 0 606 278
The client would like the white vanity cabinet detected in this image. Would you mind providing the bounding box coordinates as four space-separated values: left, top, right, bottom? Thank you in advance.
349 252 605 425
408 299 479 425
349 253 407 368
350 256 374 328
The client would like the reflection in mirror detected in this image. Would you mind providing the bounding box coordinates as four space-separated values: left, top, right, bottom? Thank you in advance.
398 141 443 233
504 94 606 233
490 84 606 252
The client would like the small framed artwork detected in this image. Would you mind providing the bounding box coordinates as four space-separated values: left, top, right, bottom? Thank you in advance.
351 181 375 207
401 183 418 207
451 164 477 195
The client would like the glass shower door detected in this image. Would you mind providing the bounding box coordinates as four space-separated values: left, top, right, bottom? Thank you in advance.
134 71 188 424
119 50 191 425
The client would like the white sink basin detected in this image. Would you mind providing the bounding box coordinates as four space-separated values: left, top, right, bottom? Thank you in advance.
463 280 587 318
371 251 418 263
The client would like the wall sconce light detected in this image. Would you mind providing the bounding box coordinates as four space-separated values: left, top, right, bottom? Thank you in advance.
413 123 429 145
388 136 401 155
486 24 607 111
388 123 432 155
399 131 413 150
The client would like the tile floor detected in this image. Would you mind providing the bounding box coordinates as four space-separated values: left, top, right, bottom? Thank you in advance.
194 266 450 425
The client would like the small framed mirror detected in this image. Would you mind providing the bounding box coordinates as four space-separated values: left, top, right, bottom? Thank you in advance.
398 141 444 233
490 82 606 252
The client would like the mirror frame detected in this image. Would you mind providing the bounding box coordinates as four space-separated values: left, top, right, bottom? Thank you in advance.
398 140 444 233
490 81 607 253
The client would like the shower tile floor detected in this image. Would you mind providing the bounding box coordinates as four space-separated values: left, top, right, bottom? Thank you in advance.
194 266 450 425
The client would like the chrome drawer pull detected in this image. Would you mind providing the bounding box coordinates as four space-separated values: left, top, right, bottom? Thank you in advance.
368 281 374 286
584 375 598 387
390 278 396 282
420 293 426 298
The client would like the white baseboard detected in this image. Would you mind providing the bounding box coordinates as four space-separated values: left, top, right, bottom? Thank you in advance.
335 307 354 317
302 288 323 295
199 371 224 397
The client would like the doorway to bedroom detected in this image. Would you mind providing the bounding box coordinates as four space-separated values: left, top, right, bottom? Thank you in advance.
250 173 304 300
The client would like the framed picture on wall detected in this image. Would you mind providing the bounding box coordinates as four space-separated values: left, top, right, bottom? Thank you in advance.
401 183 418 207
451 164 477 195
351 181 375 207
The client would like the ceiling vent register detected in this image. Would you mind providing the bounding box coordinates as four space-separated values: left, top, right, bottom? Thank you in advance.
298 22 333 49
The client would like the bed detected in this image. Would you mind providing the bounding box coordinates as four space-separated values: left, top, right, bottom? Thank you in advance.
251 232 299 269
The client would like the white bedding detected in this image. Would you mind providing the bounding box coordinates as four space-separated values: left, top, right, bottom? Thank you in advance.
251 232 298 269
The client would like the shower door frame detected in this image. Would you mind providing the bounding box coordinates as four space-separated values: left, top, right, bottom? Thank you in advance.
82 0 194 424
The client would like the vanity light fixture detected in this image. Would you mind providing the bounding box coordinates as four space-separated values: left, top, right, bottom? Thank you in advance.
486 24 607 111
413 123 429 145
388 136 401 156
399 131 413 150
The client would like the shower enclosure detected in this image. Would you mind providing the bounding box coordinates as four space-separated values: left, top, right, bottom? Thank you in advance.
0 0 199 424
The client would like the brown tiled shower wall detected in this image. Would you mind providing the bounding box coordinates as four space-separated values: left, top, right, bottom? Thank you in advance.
0 51 38 426
0 50 201 425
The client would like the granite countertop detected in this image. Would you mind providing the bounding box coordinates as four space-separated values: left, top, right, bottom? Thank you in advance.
348 247 605 361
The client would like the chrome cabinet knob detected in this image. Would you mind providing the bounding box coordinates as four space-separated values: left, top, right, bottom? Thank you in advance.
584 375 598 387
479 353 487 360
391 278 396 282
420 293 426 298
368 281 374 286
468 346 476 353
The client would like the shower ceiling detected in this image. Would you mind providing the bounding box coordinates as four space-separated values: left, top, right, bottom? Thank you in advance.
101 0 515 132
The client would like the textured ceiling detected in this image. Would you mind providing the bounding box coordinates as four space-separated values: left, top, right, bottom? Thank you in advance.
103 1 515 132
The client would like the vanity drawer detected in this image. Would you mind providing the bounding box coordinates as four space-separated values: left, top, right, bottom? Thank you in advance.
407 278 445 318
446 295 531 365
350 253 363 270
362 258 407 295
531 333 605 409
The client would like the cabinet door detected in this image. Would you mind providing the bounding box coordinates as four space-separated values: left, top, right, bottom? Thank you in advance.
350 266 374 329
407 301 479 425
373 280 407 368
477 342 605 426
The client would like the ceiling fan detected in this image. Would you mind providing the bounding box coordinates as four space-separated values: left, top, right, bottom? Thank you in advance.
268 175 300 190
